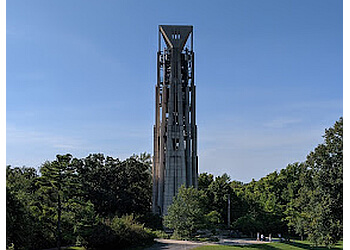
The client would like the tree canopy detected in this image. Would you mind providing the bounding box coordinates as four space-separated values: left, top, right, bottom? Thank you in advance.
6 152 155 250
166 118 343 247
6 118 342 249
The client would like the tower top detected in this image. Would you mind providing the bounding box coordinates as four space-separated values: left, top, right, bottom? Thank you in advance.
159 25 193 50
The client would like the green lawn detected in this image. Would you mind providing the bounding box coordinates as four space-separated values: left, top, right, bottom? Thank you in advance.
64 240 343 250
193 240 343 250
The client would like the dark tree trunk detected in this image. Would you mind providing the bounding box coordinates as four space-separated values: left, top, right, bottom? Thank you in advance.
57 194 61 250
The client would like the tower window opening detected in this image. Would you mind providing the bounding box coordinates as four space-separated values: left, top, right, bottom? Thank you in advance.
173 138 180 150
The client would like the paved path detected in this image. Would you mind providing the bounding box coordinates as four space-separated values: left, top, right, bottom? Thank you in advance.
143 239 215 250
144 238 271 249
219 238 271 245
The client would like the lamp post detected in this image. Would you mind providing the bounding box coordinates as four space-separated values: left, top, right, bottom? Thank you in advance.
227 193 231 229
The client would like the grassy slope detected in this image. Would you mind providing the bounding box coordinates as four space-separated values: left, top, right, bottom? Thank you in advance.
65 240 343 250
193 241 343 250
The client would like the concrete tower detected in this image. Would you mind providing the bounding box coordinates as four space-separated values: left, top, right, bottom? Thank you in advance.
152 25 198 216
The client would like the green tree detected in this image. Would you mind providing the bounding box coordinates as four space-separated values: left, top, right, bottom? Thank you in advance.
286 118 343 246
207 174 236 227
198 172 215 216
198 172 214 191
233 212 262 237
306 117 343 246
205 210 222 228
7 165 56 250
36 154 80 250
131 152 152 168
164 185 205 237
6 152 155 249
6 187 33 250
284 162 311 240
76 154 152 218
75 154 120 216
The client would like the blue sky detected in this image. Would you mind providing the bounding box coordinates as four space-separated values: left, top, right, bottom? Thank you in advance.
7 0 343 183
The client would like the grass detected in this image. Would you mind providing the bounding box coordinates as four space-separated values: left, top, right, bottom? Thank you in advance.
64 240 343 250
193 240 343 250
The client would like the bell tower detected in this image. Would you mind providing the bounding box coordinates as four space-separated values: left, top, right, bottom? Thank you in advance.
152 25 198 215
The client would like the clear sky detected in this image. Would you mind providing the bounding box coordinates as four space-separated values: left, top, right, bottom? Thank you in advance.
7 0 343 183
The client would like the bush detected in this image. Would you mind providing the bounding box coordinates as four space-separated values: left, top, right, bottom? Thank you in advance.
138 212 163 230
152 230 170 239
85 214 155 249
111 214 155 247
85 221 118 250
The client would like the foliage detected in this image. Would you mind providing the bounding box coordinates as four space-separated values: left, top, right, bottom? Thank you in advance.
131 151 152 169
83 219 117 250
164 185 206 237
233 212 262 237
6 187 33 250
6 152 154 250
111 214 155 247
205 211 223 227
36 154 81 249
6 118 342 248
286 117 343 247
6 166 55 250
194 240 343 250
85 215 155 249
152 230 170 239
206 174 233 225
195 118 342 246
199 173 243 228
137 211 163 230
75 154 152 218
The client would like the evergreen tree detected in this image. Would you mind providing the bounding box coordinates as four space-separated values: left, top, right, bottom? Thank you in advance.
37 154 80 250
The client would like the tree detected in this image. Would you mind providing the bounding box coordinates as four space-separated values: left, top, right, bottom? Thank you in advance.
207 174 236 226
6 152 156 249
6 187 33 250
284 162 311 240
198 172 214 191
131 152 152 169
199 173 253 230
164 185 205 237
198 172 215 216
76 154 152 218
233 212 262 237
286 118 343 246
6 165 61 250
306 117 343 246
37 154 80 250
205 210 222 228
75 154 121 216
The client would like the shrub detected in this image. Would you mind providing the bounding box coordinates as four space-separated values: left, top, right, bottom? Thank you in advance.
85 214 155 249
85 221 118 250
111 214 155 247
152 230 170 239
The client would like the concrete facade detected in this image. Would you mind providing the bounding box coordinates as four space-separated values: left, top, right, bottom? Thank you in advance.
152 25 198 216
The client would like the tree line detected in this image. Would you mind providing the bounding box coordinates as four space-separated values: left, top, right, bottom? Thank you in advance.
7 117 342 249
164 117 342 247
7 153 160 250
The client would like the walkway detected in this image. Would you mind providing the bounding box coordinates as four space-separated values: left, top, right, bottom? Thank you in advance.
144 238 271 250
